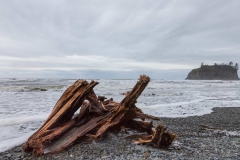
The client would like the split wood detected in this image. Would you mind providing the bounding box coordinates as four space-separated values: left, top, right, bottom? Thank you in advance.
23 75 176 157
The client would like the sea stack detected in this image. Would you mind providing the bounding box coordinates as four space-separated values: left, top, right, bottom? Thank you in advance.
186 62 239 80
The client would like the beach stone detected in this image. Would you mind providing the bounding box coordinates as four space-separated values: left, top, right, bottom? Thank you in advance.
152 158 162 160
12 152 22 158
13 147 22 152
6 153 11 157
143 151 150 159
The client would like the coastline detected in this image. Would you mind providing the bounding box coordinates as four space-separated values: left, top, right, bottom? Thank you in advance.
1 107 239 160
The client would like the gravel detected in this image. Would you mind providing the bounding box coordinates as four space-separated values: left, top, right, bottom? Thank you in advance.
0 107 240 160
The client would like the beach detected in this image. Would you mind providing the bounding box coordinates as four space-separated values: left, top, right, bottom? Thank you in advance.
1 79 240 159
1 107 239 160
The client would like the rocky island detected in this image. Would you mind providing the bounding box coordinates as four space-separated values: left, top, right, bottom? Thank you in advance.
186 62 239 80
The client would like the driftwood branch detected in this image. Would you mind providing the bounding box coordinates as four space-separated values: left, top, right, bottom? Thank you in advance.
22 75 176 157
200 124 219 130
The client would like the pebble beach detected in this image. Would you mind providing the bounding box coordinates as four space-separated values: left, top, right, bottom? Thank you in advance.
0 107 239 160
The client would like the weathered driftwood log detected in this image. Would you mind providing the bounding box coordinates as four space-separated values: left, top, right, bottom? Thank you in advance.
23 75 176 157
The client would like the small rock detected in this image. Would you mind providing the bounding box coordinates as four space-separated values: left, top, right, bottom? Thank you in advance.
143 151 150 159
6 153 11 157
12 152 22 158
101 155 110 159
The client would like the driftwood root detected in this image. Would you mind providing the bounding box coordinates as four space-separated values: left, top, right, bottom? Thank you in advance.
22 75 176 157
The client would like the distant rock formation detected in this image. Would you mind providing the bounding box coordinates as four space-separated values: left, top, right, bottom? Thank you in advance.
186 63 239 80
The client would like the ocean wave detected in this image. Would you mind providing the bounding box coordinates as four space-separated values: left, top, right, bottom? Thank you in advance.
138 99 206 109
0 114 48 127
0 85 67 92
0 131 36 152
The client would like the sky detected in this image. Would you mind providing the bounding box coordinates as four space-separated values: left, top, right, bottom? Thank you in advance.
0 0 240 79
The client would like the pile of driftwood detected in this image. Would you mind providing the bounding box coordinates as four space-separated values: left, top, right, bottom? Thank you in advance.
23 75 176 157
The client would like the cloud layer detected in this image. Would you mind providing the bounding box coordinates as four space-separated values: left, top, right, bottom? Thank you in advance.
0 0 240 79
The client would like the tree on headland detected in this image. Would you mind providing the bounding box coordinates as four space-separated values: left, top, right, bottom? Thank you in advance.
235 63 239 70
199 62 239 70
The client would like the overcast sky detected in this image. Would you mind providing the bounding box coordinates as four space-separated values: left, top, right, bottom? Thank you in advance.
0 0 240 79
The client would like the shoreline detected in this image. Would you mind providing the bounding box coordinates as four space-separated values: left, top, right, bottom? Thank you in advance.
1 107 239 160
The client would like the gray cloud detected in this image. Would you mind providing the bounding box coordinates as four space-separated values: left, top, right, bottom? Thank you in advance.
0 0 240 79
0 68 190 80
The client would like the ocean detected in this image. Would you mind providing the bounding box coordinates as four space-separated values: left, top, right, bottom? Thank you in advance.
1 78 240 152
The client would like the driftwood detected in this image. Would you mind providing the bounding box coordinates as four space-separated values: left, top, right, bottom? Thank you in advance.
22 75 176 157
200 124 219 130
